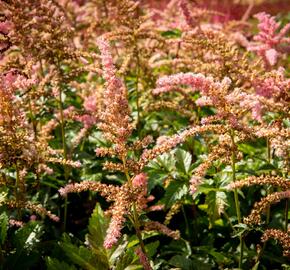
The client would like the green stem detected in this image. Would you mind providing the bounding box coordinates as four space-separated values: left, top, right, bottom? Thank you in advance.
182 205 189 236
256 138 274 264
132 31 141 133
255 241 266 264
230 130 243 269
58 87 69 231
285 199 289 232
239 239 244 269
28 98 37 138
134 45 140 131
15 162 21 219
132 203 146 253
223 211 236 233
231 132 241 224
266 138 271 224
28 97 41 190
122 157 148 257
58 88 67 160
0 247 3 266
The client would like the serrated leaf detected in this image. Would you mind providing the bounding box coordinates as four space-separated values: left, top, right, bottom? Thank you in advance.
209 250 232 264
205 191 227 228
13 222 44 252
60 241 106 270
162 182 188 209
115 248 139 270
46 257 77 270
145 240 159 257
257 163 277 172
146 153 176 191
238 143 262 156
6 222 44 269
169 255 194 270
109 236 128 265
0 212 8 245
124 266 143 270
87 203 110 268
156 153 175 172
88 203 109 247
175 149 192 175
251 262 260 270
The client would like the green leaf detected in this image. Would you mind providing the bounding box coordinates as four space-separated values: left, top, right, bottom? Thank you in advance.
168 255 195 270
0 212 8 245
115 248 140 270
162 182 188 209
145 240 159 257
13 222 44 252
87 203 110 266
238 143 263 156
251 262 259 270
175 149 192 175
109 236 128 265
161 29 182 38
46 257 77 270
156 153 175 172
257 163 277 172
209 250 232 264
87 203 109 248
6 222 44 269
60 241 106 270
146 153 176 191
205 191 227 228
123 266 142 270
233 223 250 237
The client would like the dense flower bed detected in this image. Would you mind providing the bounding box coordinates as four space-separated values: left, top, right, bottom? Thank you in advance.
0 0 289 269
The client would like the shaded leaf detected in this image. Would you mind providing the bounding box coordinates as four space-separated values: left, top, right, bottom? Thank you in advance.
0 212 8 245
162 182 188 209
46 257 77 270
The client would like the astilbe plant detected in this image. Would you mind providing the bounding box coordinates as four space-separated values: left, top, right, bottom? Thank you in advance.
59 37 180 269
0 70 62 223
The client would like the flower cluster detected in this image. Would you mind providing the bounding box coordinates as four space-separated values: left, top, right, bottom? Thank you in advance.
244 190 290 225
261 229 290 257
248 12 290 66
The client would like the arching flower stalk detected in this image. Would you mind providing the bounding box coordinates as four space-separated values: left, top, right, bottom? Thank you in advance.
244 190 290 225
226 175 290 191
261 229 290 258
59 174 164 251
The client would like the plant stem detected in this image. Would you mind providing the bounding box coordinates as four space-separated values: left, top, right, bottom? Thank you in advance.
241 1 254 21
28 98 37 139
266 138 271 224
230 132 241 223
122 157 148 257
182 205 189 236
285 199 289 232
239 239 244 270
223 211 236 233
58 87 69 231
256 138 274 264
230 130 243 269
132 30 141 134
134 43 141 131
15 162 21 219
